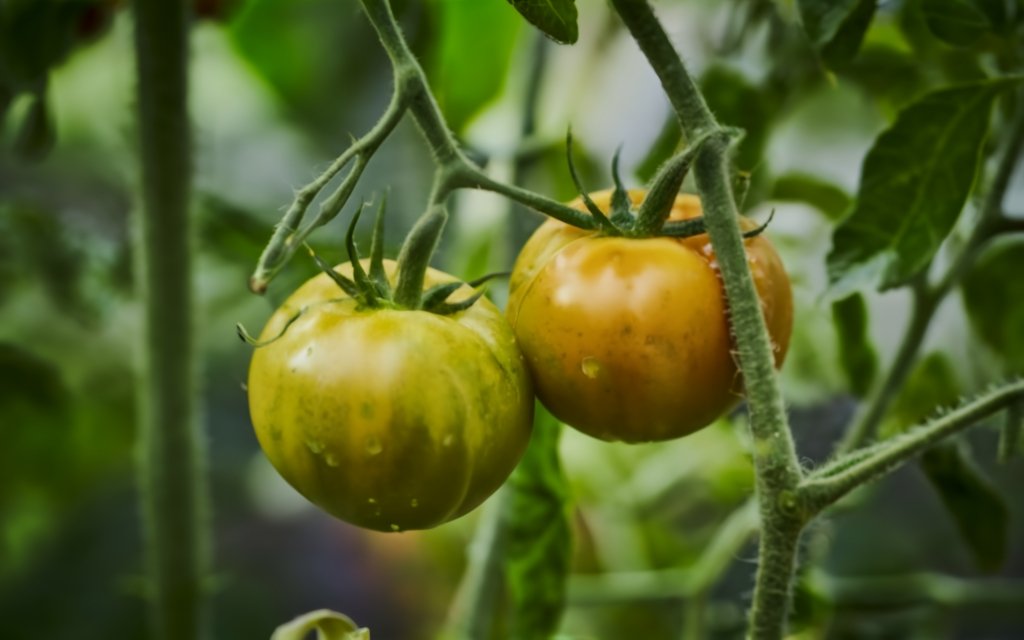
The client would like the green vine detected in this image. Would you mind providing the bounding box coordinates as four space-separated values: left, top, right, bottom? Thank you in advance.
132 0 209 638
248 1 1024 638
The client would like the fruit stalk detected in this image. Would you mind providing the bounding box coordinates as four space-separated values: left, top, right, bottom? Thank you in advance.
132 0 209 638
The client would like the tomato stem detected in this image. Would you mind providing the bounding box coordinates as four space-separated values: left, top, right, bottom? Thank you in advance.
132 0 209 638
610 2 803 637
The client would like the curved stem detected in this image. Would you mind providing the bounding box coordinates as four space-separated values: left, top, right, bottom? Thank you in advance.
802 380 1024 511
132 0 208 638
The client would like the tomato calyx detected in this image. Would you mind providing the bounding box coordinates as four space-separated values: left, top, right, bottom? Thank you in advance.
561 128 769 241
238 197 505 348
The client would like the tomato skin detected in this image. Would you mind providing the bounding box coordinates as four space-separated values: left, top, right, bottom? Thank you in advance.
247 260 533 532
507 190 792 443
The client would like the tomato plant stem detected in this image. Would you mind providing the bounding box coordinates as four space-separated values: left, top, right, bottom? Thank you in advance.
802 379 1024 510
610 2 804 637
132 0 209 638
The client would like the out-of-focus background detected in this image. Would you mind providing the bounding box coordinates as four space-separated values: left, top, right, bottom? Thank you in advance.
2 0 1024 638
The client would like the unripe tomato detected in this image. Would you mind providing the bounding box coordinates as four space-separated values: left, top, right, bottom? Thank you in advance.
507 190 792 443
247 260 533 532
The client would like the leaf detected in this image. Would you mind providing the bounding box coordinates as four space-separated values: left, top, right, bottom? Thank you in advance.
271 609 369 640
431 1 522 132
920 443 1009 572
770 172 852 220
831 293 877 397
883 353 1009 573
506 0 578 45
920 0 992 47
504 405 572 640
961 238 1024 373
14 93 55 161
826 79 1019 296
797 0 877 67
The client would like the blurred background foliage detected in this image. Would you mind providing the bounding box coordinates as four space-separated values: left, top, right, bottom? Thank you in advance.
1 0 1024 638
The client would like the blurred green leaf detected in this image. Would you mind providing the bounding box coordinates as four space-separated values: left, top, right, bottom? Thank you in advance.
271 609 369 640
797 0 876 67
920 443 1009 572
920 0 992 47
843 45 927 108
431 2 522 133
770 172 851 220
831 293 877 397
13 93 55 161
506 0 578 45
884 353 1009 573
700 65 772 170
504 405 571 640
962 237 1024 373
827 79 1019 296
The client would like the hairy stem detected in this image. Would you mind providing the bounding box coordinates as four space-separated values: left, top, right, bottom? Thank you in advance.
132 0 208 638
803 380 1024 510
610 2 802 637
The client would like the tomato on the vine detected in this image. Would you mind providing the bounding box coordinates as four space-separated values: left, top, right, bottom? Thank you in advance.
247 259 534 532
507 190 793 443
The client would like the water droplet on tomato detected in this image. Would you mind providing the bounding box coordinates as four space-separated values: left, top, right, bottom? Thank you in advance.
442 434 455 447
410 498 418 507
366 437 383 456
581 356 601 379
325 453 339 467
390 524 401 532
368 498 377 504
305 439 325 454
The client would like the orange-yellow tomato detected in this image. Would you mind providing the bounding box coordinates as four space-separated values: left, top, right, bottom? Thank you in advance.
507 190 792 443
248 260 533 532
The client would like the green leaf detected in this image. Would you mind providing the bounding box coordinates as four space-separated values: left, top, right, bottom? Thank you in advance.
506 0 578 45
920 0 992 47
271 609 369 640
920 443 1009 573
797 0 877 67
962 238 1024 373
827 79 1019 296
431 2 522 132
883 353 1009 573
504 405 571 640
770 172 852 220
831 293 877 397
13 93 55 161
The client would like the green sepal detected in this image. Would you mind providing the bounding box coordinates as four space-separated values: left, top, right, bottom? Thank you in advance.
369 194 390 297
421 272 509 314
608 147 633 227
430 290 487 316
734 170 752 211
659 209 773 240
998 399 1023 463
565 129 617 234
345 201 379 307
394 205 448 309
633 132 709 236
306 244 362 300
420 281 465 311
235 300 337 348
